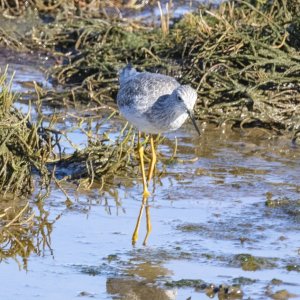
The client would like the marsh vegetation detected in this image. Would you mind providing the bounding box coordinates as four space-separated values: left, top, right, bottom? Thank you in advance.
0 1 299 299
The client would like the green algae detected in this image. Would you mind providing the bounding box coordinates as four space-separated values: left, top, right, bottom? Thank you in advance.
286 264 300 272
233 253 277 271
165 279 206 288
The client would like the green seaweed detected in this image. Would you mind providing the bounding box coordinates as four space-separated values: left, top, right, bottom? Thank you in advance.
233 253 277 271
286 264 300 272
165 279 205 288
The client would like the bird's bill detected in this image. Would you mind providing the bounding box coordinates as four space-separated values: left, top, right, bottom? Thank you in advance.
187 109 201 136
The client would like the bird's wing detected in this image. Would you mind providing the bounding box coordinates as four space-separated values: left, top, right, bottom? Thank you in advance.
117 72 179 113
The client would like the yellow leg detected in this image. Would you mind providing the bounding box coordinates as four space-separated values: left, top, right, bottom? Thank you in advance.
147 135 157 184
132 135 157 245
142 135 156 245
143 200 152 246
138 132 151 198
132 197 146 245
132 132 150 245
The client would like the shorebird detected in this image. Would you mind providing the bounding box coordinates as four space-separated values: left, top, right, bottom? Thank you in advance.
117 64 200 245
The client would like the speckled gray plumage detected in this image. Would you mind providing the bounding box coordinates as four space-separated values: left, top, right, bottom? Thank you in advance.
117 65 198 134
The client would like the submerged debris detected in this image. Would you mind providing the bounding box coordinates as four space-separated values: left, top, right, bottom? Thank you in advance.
267 289 298 300
233 253 277 271
265 192 291 207
165 279 243 299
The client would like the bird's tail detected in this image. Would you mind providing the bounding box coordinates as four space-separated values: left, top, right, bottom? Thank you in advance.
118 63 138 85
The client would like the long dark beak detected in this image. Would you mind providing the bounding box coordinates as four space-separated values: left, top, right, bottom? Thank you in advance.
187 109 201 136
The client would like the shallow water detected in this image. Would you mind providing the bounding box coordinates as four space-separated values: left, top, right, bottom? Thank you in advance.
1 54 300 300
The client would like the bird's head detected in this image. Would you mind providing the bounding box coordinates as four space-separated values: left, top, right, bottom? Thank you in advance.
174 85 200 136
175 85 197 111
118 63 138 85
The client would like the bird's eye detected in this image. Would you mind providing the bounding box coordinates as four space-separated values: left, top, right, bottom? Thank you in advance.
177 95 183 102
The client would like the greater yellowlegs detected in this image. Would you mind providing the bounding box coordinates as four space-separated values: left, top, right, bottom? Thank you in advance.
117 64 200 245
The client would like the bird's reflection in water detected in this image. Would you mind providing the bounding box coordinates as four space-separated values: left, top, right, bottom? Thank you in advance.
106 261 176 300
132 194 152 246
